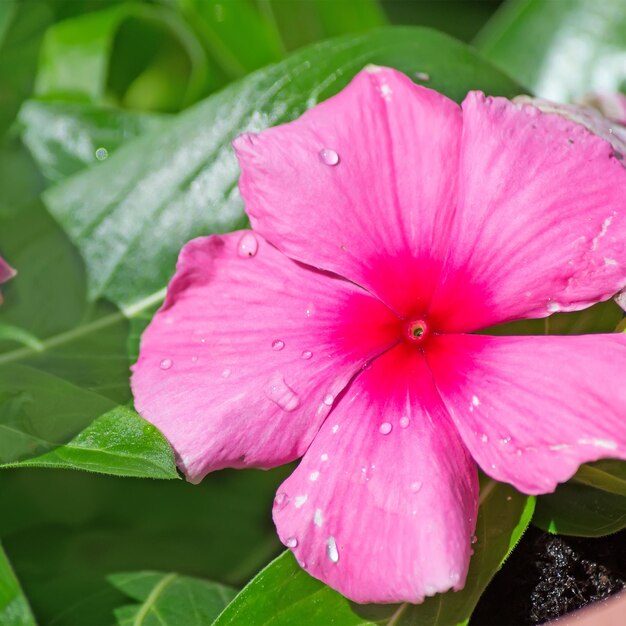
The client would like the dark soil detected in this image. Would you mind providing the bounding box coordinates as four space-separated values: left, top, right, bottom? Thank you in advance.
471 526 626 625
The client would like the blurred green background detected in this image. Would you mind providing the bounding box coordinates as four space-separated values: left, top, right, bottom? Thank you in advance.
1 0 625 624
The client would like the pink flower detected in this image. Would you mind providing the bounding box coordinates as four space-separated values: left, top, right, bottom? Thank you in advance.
132 67 626 604
0 256 16 304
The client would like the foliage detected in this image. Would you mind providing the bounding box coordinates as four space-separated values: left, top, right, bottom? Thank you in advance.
0 0 624 624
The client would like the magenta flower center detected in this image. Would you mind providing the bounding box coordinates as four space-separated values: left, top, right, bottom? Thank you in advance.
404 318 429 344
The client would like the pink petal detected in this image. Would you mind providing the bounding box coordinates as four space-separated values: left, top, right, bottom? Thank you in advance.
273 344 478 604
234 67 462 317
0 256 16 304
131 232 399 482
428 92 626 332
428 333 626 495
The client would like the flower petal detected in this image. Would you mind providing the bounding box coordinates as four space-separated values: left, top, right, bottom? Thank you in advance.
234 67 462 316
428 333 626 495
132 232 399 482
273 343 478 603
429 92 626 332
0 256 16 305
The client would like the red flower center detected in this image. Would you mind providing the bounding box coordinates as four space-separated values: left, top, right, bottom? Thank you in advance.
403 318 429 345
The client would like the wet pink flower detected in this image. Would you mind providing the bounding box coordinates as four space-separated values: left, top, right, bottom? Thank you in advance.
132 67 626 604
0 256 16 304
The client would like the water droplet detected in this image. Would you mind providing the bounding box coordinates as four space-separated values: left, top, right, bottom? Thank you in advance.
499 436 511 445
410 481 422 493
320 453 328 462
326 536 339 563
237 232 259 258
191 356 198 363
472 395 480 407
221 368 231 378
305 303 315 317
286 537 298 548
414 71 430 81
471 535 478 545
547 301 560 313
301 350 313 360
361 361 371 371
160 358 173 370
399 416 410 428
480 433 489 443
319 148 339 166
331 424 339 434
266 374 300 411
272 339 285 351
309 471 319 482
274 492 289 507
95 147 108 160
314 508 323 527
323 394 334 406
294 495 308 508
379 422 392 435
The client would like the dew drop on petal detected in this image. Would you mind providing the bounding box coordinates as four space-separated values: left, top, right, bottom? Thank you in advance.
319 148 339 166
221 368 231 378
159 358 173 370
95 147 108 160
191 355 198 363
471 535 478 545
323 394 334 406
237 232 259 258
326 536 339 563
301 350 313 360
309 471 320 482
305 303 315 318
265 373 300 411
331 424 339 434
272 339 285 351
294 495 308 508
320 453 328 462
379 422 392 435
399 416 410 428
410 481 422 493
286 537 298 548
314 508 323 527
274 492 289 507
480 433 489 443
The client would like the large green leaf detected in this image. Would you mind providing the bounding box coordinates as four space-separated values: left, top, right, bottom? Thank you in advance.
18 100 169 183
0 364 177 478
475 0 626 100
213 480 534 626
109 571 236 626
0 542 36 626
0 465 287 625
44 27 521 312
535 460 626 537
176 0 284 78
0 196 174 476
264 0 387 52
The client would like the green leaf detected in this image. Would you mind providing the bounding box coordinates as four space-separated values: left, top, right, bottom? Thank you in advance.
0 202 175 477
0 542 36 626
44 26 522 312
475 0 626 100
19 100 169 183
109 571 236 626
263 0 387 52
34 3 210 109
535 460 626 537
0 364 177 478
0 466 287 625
213 480 534 626
176 0 284 78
